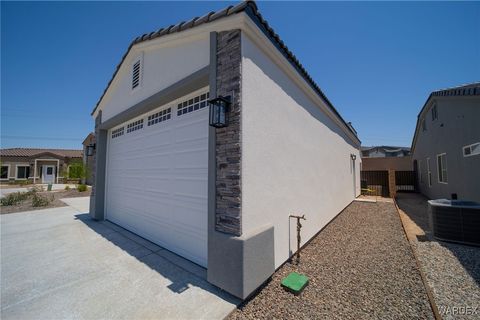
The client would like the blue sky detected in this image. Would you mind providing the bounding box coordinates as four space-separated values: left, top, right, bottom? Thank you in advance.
1 1 479 149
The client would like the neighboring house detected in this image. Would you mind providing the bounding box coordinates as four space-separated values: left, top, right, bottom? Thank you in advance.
361 146 411 158
0 148 83 184
89 1 361 299
82 132 96 185
361 146 412 171
411 83 480 202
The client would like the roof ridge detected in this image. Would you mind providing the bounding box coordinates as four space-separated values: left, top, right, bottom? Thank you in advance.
433 81 480 93
90 0 359 141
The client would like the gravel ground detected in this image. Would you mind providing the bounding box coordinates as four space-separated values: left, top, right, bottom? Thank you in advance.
229 201 434 320
413 241 480 320
397 193 480 320
0 189 91 214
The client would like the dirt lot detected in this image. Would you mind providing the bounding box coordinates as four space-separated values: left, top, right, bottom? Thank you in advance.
0 189 91 214
229 201 434 320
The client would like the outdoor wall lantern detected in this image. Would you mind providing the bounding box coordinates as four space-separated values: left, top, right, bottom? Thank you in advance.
86 144 96 156
208 95 231 128
350 154 357 161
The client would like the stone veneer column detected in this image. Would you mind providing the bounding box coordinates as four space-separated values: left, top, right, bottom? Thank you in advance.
89 111 100 218
215 29 242 236
89 110 106 220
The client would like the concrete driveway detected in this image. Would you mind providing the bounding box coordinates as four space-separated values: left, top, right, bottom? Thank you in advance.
1 197 238 319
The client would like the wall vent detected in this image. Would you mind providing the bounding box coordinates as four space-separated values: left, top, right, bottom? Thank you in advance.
132 60 141 89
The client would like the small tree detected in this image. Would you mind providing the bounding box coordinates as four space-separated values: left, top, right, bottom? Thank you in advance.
66 161 88 181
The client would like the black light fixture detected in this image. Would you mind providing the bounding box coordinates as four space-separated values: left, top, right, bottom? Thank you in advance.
350 154 357 161
86 143 96 156
208 95 231 128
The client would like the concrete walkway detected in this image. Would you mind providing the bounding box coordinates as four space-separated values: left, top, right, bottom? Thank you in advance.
1 198 238 319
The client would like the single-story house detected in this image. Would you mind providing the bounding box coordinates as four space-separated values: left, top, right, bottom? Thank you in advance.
0 148 83 184
82 132 96 185
361 145 411 158
412 82 480 202
89 1 361 299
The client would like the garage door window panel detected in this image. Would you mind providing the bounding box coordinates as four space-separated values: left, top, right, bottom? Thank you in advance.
177 92 209 116
148 108 171 126
127 119 144 133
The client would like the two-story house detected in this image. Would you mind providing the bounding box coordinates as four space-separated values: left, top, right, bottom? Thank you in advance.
411 83 480 202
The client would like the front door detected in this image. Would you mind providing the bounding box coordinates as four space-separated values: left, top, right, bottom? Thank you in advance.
42 165 55 184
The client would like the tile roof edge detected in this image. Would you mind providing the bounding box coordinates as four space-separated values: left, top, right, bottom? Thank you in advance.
90 0 360 143
90 1 256 117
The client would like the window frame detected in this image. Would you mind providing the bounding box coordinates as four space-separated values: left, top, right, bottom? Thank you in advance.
15 165 30 180
436 153 448 184
422 118 427 132
1 164 10 180
426 157 432 187
463 142 480 157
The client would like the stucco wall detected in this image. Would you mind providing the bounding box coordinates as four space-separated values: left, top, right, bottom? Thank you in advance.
241 34 361 268
413 96 480 202
100 36 210 122
361 156 413 171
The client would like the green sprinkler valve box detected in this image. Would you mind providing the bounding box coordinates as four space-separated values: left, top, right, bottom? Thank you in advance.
281 272 309 294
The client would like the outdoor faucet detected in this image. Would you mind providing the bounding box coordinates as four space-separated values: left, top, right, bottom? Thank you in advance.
289 214 306 264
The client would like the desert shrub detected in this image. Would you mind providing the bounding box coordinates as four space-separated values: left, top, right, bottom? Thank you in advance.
27 186 42 194
31 193 52 207
77 184 87 192
0 191 30 206
64 185 70 191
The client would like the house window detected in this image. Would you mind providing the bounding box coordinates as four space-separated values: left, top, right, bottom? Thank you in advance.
132 59 141 90
426 158 432 187
431 104 438 121
1 165 9 180
437 153 448 184
16 166 30 180
126 119 144 133
148 108 171 126
112 127 124 138
422 118 427 132
463 142 480 157
177 92 209 116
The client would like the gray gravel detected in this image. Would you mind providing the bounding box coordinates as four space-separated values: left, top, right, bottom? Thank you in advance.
397 193 480 320
229 201 434 320
413 241 480 320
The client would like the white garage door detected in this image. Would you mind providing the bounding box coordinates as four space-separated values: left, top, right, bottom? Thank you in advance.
105 90 209 267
